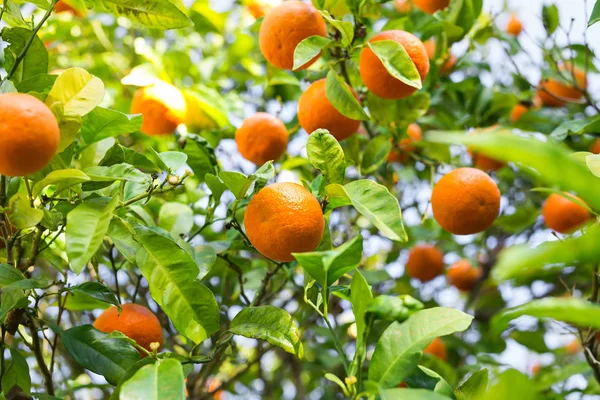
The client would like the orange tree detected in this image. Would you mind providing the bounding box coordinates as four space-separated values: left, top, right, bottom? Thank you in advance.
0 0 599 399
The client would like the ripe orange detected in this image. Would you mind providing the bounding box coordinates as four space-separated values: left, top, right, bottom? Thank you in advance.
446 259 482 292
590 138 600 154
565 339 581 355
537 64 587 107
55 1 82 17
424 338 447 361
258 1 327 70
359 30 430 100
93 303 163 357
406 244 444 282
413 0 450 14
298 79 361 141
395 0 411 13
506 14 523 36
387 123 423 162
510 103 528 123
131 82 187 136
467 127 505 172
531 362 541 375
244 182 324 262
541 193 590 234
235 113 289 165
0 93 60 177
207 377 224 399
424 39 456 75
431 168 501 235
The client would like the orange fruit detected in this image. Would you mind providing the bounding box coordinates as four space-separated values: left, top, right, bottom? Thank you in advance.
55 1 82 17
590 138 600 154
537 64 587 107
398 382 408 388
431 168 501 235
258 1 327 70
93 303 163 357
510 103 528 123
565 339 581 355
531 362 541 375
235 113 289 165
387 123 423 162
424 39 456 75
0 93 60 177
244 182 324 262
395 0 411 13
506 14 523 36
247 0 280 19
413 0 450 14
541 193 590 234
298 79 361 141
131 82 187 136
446 259 482 292
406 244 444 282
207 377 224 399
467 127 505 172
424 338 447 361
359 30 430 100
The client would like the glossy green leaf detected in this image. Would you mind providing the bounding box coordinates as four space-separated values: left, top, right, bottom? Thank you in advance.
474 369 540 400
60 325 140 385
350 270 372 360
368 40 422 90
293 35 332 70
100 143 160 173
550 114 600 141
542 4 559 34
70 282 119 307
366 295 424 323
590 0 600 26
46 67 105 117
491 297 600 336
0 264 26 287
368 91 430 128
1 348 31 396
380 388 451 400
456 369 488 400
319 10 354 47
119 358 185 400
158 203 194 237
294 235 363 287
306 129 346 185
2 27 48 84
81 107 143 144
8 193 43 229
405 366 453 397
325 69 369 121
84 164 151 184
229 306 303 358
182 134 217 183
136 232 219 343
100 0 193 29
361 135 392 174
32 169 90 198
66 196 120 274
369 307 473 388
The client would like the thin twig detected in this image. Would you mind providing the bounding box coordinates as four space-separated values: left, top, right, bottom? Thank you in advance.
217 254 250 305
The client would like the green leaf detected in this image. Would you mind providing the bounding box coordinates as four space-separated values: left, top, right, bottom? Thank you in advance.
550 114 600 141
361 135 392 175
325 69 369 121
182 134 217 183
590 0 600 26
306 129 346 185
70 282 119 307
326 180 407 242
456 369 488 400
2 27 48 84
350 270 373 359
158 203 194 237
183 86 229 130
492 223 600 282
119 358 185 400
293 235 363 287
380 388 452 400
510 331 550 354
0 264 26 287
100 0 193 29
293 36 332 71
491 297 600 336
587 154 600 178
542 4 559 34
1 348 31 396
66 196 120 274
136 232 219 344
60 325 140 385
368 92 430 128
8 193 43 229
366 295 424 323
367 40 422 90
219 171 253 199
319 10 354 47
369 307 473 388
475 369 540 400
16 73 56 95
405 366 453 397
426 130 600 211
84 164 150 185
100 143 160 173
32 169 90 198
45 67 105 117
81 107 143 144
229 306 304 358
107 216 139 263
535 361 590 390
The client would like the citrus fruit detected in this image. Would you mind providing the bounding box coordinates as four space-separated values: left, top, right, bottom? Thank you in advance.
565 339 581 355
467 127 505 172
446 259 482 291
93 303 163 357
0 93 60 177
537 64 587 107
244 182 324 262
359 30 429 100
510 103 528 123
246 0 280 19
387 123 423 162
55 1 82 16
258 1 327 70
431 168 501 235
424 338 447 361
424 39 456 74
131 82 187 136
541 193 590 234
506 14 523 36
590 138 600 154
298 79 361 141
413 0 450 14
406 244 444 282
395 0 411 13
235 113 289 165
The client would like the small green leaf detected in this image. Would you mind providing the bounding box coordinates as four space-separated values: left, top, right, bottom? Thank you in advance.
81 107 143 144
368 92 430 128
325 69 369 121
351 270 373 360
32 169 90 198
1 348 31 396
380 388 452 400
306 129 346 184
119 358 185 400
293 36 332 71
319 10 354 47
182 134 217 183
70 282 119 307
367 40 422 90
550 114 600 141
84 164 151 184
589 0 600 27
361 135 392 175
366 295 424 323
2 27 48 84
8 193 43 229
158 203 194 238
542 4 559 34
456 369 488 400
100 0 193 29
229 306 304 358
219 171 253 199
